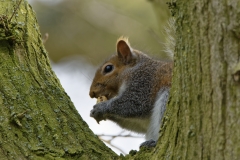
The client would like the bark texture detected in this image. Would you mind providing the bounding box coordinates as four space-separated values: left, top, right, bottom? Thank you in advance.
0 1 117 159
165 1 240 159
129 0 240 159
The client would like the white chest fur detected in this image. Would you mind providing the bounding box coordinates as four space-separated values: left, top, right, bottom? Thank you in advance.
146 88 169 141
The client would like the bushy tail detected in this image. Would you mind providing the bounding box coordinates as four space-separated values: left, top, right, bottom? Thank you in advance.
163 18 176 59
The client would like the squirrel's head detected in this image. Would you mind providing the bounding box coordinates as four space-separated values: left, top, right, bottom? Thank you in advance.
89 37 138 100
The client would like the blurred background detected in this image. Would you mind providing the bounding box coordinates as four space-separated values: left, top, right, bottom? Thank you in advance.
28 0 170 155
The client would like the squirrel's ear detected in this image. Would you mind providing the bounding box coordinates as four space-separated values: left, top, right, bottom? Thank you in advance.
116 37 133 63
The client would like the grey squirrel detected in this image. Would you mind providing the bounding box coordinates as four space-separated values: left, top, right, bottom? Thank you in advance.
89 32 174 147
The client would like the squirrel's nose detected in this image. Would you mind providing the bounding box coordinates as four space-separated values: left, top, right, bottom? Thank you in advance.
89 91 96 98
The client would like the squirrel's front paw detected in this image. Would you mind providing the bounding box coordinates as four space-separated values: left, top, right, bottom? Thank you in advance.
90 104 106 124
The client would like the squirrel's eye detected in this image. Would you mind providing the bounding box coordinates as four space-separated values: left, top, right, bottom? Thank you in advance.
104 65 113 73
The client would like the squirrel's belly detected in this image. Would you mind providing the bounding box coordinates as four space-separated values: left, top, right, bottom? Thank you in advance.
108 116 150 134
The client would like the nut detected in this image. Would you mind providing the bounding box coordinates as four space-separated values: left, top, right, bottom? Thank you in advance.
96 96 108 104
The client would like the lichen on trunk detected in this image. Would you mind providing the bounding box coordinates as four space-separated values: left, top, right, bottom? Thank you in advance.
0 0 117 159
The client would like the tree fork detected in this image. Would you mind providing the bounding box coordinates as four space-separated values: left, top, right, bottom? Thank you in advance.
1 0 239 159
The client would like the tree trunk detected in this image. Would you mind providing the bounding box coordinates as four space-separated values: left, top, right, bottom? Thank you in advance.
129 0 240 159
0 1 117 159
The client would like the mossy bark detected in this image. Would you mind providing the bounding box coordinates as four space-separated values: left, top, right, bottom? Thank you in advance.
0 1 117 159
129 0 240 159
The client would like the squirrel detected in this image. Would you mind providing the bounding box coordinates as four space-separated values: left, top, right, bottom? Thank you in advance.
89 20 175 148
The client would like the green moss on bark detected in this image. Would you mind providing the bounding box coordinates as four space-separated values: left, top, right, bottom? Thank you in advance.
0 0 117 159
